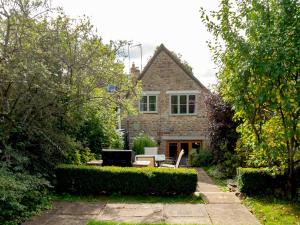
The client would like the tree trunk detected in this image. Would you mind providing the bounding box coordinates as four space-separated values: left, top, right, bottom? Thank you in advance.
287 145 297 199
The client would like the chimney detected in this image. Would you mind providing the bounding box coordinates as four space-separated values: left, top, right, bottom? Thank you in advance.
130 62 140 79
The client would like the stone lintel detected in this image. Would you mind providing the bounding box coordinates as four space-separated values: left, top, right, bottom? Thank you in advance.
161 136 208 141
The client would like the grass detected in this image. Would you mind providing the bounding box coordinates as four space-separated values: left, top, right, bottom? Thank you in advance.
52 193 204 204
243 196 300 225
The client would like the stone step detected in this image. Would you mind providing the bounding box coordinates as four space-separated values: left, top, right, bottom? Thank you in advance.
200 192 241 204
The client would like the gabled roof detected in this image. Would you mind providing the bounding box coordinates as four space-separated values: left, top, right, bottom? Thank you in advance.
138 44 209 92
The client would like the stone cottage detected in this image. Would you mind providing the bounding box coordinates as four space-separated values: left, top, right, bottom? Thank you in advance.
124 44 210 161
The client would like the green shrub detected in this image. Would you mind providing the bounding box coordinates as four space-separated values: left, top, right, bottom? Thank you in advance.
132 133 156 155
66 139 95 165
237 167 276 195
110 129 125 149
55 165 197 196
189 149 212 167
0 167 50 225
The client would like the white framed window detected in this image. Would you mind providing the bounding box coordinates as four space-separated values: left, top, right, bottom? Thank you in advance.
170 94 196 115
139 95 158 113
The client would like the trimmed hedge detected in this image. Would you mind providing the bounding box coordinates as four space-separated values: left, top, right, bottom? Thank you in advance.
55 165 198 196
237 167 277 195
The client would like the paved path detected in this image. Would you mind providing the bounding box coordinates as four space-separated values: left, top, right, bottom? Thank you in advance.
23 168 261 225
196 168 241 204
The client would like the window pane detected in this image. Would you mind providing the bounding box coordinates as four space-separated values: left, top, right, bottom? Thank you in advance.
188 95 195 114
189 104 195 114
140 96 148 111
180 95 187 104
140 103 147 111
180 105 187 114
149 96 156 104
189 95 195 103
141 96 147 104
171 104 178 114
171 95 178 104
149 103 156 111
192 142 201 153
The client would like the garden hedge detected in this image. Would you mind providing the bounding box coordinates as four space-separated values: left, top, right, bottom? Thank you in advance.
237 167 277 195
55 165 198 196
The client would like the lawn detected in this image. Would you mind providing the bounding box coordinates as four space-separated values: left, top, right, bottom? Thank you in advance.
243 196 300 225
52 193 204 204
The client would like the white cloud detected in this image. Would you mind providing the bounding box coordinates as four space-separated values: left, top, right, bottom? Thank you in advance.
51 0 220 87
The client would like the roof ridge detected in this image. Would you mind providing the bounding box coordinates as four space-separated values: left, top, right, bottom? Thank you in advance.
138 44 209 92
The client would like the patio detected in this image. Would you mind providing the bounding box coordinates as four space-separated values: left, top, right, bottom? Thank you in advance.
23 169 261 225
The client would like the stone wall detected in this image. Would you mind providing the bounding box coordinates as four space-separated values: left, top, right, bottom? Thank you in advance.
125 49 210 154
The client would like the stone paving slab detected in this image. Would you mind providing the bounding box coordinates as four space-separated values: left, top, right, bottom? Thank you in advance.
23 214 91 225
165 216 211 225
200 192 241 204
197 168 221 193
164 204 211 225
205 204 261 225
164 204 207 217
53 202 105 215
98 203 164 222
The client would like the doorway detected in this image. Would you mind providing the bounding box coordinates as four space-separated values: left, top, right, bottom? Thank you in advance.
166 140 202 165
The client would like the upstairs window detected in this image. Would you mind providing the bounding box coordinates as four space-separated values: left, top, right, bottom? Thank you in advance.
140 95 157 113
170 94 196 115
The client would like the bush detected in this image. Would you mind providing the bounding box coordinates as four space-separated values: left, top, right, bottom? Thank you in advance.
189 149 212 167
0 167 50 225
55 165 198 196
66 138 95 165
132 133 156 155
237 167 276 195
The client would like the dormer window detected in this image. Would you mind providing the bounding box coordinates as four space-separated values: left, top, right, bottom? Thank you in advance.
139 91 159 113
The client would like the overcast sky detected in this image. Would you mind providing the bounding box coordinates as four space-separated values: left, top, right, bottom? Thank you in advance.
52 0 220 88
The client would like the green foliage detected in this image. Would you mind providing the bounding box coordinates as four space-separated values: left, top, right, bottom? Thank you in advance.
237 167 283 196
189 149 212 167
204 93 240 177
65 138 95 165
243 196 300 225
132 133 157 154
53 193 204 204
110 129 125 149
0 167 50 225
0 0 139 175
0 0 140 223
55 164 198 196
200 0 299 197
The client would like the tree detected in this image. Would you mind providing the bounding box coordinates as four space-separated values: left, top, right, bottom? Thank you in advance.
200 0 299 197
0 0 138 174
205 92 240 177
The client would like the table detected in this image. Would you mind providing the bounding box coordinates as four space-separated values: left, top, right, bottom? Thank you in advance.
136 154 166 166
132 160 150 167
86 160 103 166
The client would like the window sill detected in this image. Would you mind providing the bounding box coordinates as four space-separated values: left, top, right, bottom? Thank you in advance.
169 113 197 116
140 111 159 114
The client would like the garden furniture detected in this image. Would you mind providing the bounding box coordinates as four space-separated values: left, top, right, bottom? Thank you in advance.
160 149 184 168
135 155 155 167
